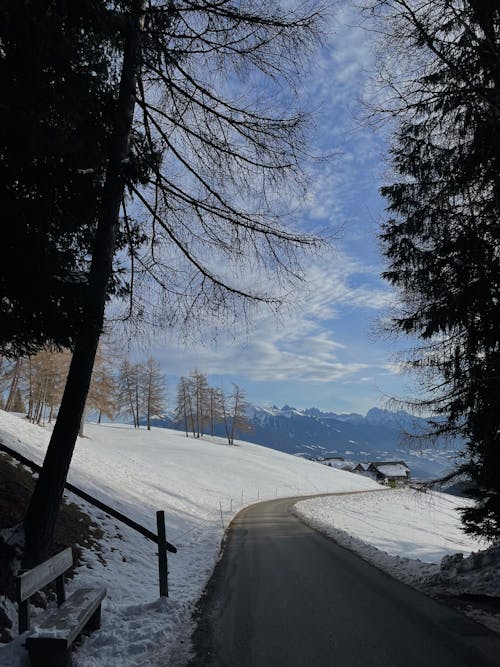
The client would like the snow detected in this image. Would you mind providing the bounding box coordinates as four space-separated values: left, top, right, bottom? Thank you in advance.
0 410 379 667
1 410 499 665
294 490 500 630
295 489 480 564
373 463 409 477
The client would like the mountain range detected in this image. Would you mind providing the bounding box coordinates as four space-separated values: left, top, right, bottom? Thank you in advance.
153 405 462 481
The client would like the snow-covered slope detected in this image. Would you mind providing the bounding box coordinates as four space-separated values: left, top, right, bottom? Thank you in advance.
0 411 379 667
155 404 463 480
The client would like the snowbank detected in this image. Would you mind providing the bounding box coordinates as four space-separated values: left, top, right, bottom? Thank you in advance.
293 490 500 629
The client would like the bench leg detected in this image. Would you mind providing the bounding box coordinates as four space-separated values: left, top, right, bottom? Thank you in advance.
28 647 71 667
86 604 102 632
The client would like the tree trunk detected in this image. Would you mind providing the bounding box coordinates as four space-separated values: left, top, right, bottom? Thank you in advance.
36 378 48 425
79 410 85 438
26 357 34 422
5 358 21 411
135 369 140 428
22 0 146 568
126 377 136 426
147 378 151 430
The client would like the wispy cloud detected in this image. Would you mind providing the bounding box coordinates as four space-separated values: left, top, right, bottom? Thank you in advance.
114 2 404 412
145 246 396 386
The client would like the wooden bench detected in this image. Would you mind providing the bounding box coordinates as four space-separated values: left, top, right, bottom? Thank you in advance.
17 547 106 667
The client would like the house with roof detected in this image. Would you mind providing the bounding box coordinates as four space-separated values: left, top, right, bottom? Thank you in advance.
320 456 354 472
352 462 370 473
367 461 410 486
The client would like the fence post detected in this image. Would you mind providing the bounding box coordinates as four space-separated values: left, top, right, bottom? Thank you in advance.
156 510 168 597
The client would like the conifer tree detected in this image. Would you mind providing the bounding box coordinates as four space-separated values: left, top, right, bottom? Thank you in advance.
372 0 500 538
207 387 223 437
190 370 209 437
142 357 165 430
175 376 195 437
228 384 252 445
117 359 141 427
87 345 118 425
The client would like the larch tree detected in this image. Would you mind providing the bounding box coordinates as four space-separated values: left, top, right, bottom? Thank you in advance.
4 358 23 412
21 0 326 566
207 387 223 437
190 370 209 437
370 0 500 539
175 376 195 437
28 350 71 425
228 383 252 445
117 359 141 428
142 357 165 430
87 346 118 426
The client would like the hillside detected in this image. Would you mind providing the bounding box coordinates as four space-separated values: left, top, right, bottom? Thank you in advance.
0 410 494 666
0 410 379 667
154 405 462 481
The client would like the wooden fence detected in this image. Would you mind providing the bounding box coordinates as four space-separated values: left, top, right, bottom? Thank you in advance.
0 441 176 596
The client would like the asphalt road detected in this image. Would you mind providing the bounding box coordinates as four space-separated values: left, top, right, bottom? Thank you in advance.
189 494 500 667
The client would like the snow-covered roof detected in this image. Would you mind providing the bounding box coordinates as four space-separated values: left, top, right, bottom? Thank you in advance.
370 461 409 478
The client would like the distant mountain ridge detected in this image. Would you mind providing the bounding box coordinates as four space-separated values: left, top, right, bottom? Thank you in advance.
153 404 461 481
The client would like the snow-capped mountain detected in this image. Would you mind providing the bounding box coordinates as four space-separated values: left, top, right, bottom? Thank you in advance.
154 404 462 481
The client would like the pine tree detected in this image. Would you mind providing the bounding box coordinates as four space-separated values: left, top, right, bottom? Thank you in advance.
373 0 500 539
0 0 125 359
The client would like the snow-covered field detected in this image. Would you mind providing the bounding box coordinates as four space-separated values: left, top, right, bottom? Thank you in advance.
1 410 498 666
0 411 379 667
295 489 481 565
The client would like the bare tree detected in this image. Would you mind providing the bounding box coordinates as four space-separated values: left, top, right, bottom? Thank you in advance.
175 375 195 437
87 345 118 425
117 359 141 427
4 357 23 412
143 357 165 430
207 386 223 437
23 350 71 425
23 0 325 566
228 383 252 445
190 369 209 437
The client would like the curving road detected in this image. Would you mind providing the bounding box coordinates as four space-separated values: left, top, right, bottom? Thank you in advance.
189 494 500 667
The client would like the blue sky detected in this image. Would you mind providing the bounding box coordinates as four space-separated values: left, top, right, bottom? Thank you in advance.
128 3 411 415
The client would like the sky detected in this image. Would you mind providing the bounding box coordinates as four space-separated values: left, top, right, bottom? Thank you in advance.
126 2 413 415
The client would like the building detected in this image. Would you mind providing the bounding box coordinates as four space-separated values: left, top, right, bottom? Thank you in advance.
367 461 410 485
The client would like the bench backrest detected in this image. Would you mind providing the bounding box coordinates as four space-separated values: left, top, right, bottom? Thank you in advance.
17 547 73 602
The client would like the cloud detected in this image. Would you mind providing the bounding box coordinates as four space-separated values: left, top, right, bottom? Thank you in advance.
140 246 396 385
109 2 405 411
